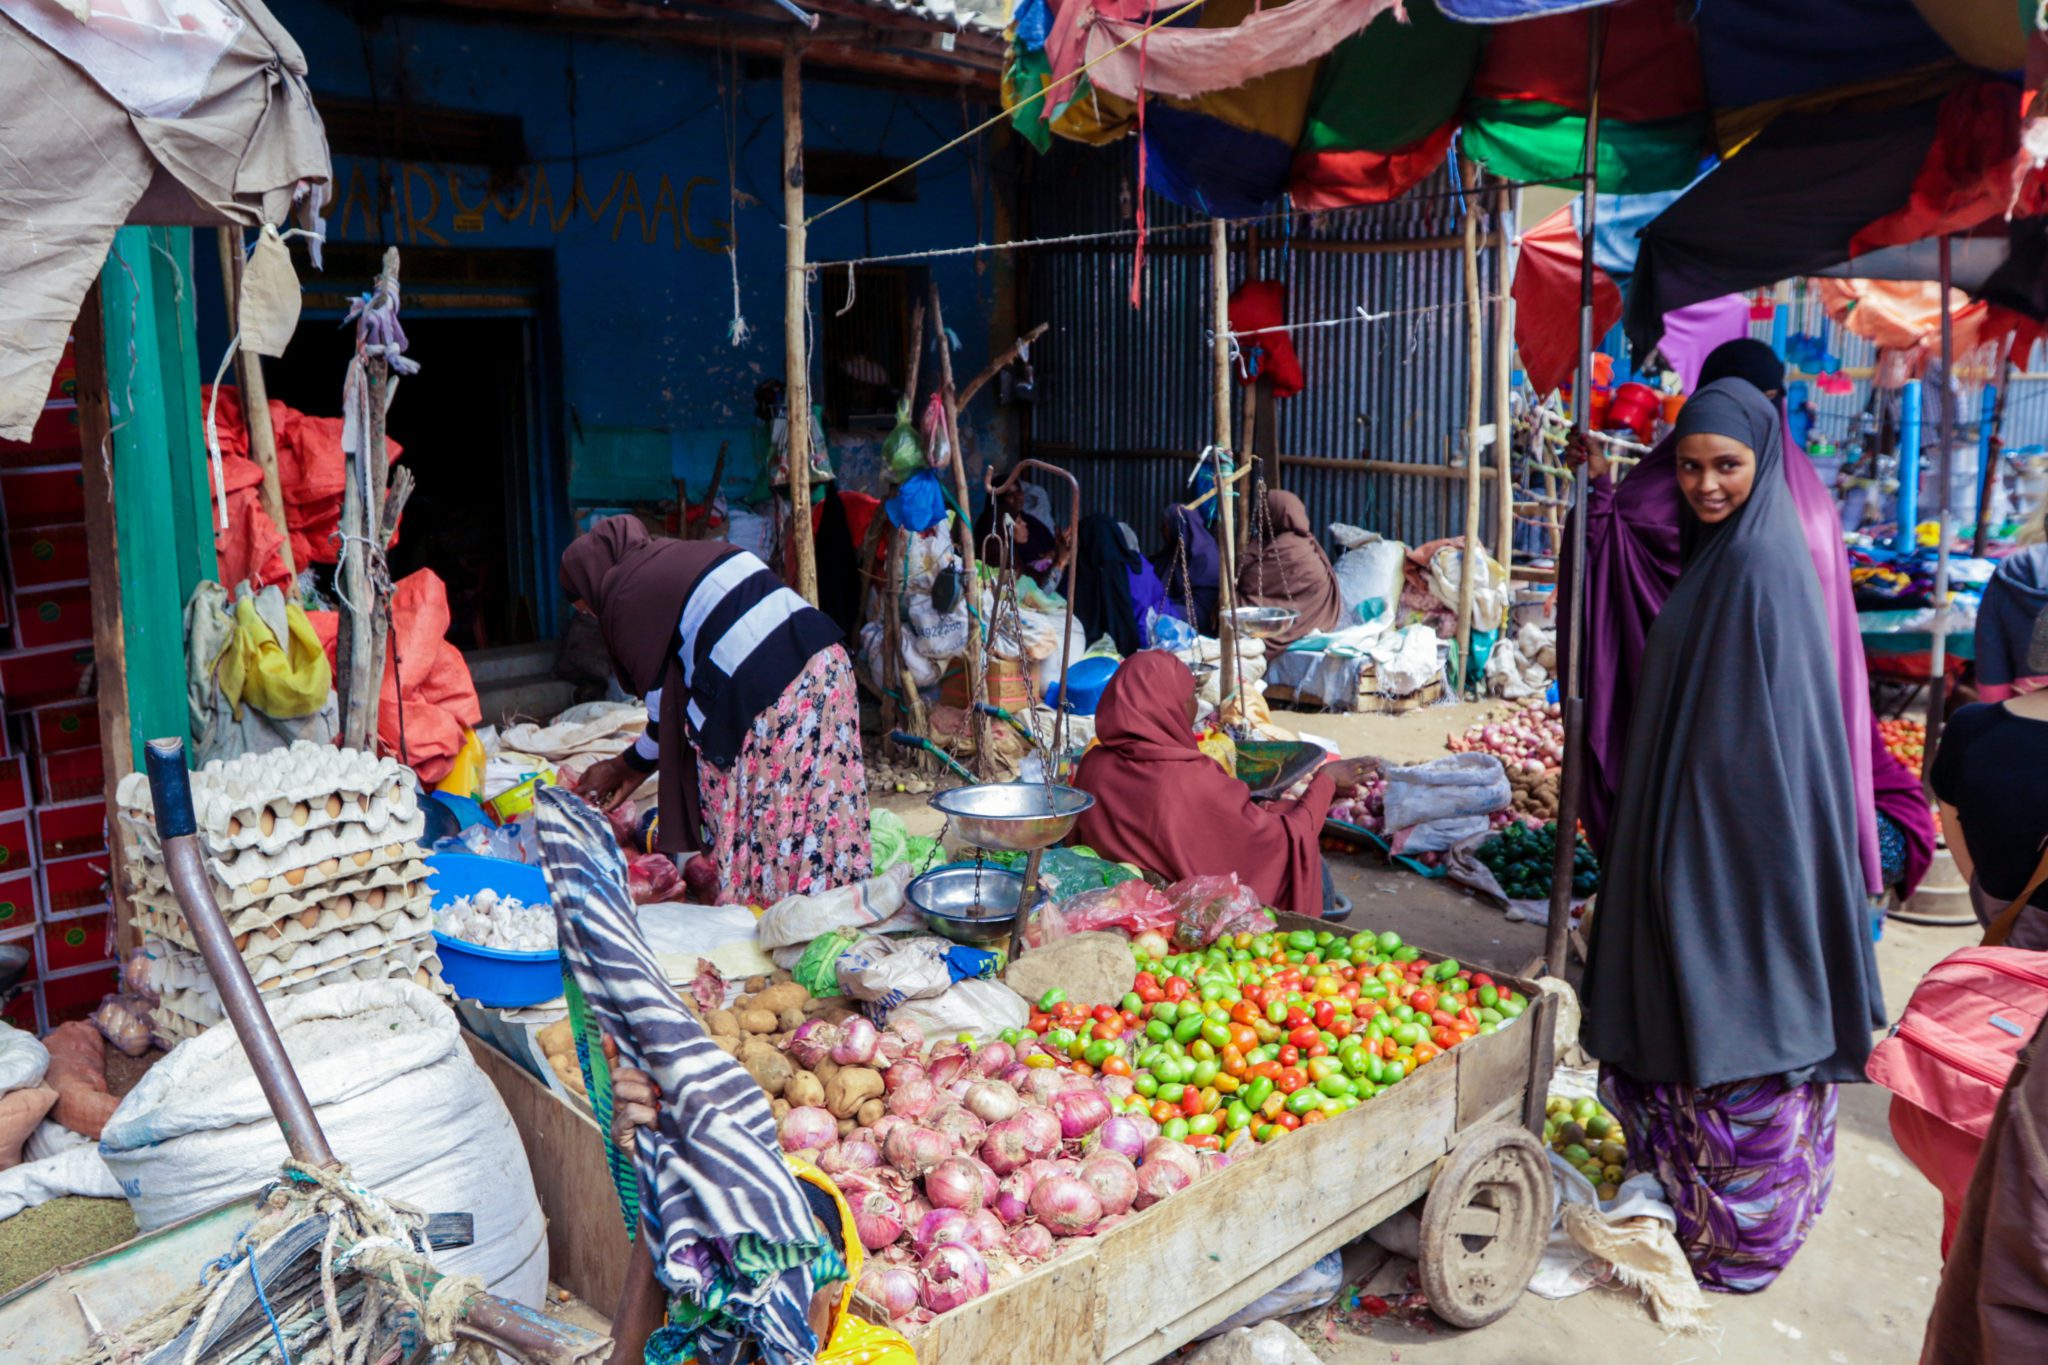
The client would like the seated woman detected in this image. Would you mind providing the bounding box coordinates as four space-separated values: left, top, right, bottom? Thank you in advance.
1974 524 2048 702
1235 490 1344 656
1931 602 2048 949
1069 651 1374 919
974 479 1069 590
1074 515 1169 655
1154 504 1221 634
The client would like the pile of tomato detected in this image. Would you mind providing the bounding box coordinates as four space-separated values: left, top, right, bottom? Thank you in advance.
997 928 1529 1149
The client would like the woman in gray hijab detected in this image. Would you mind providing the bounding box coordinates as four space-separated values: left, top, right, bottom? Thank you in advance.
1581 379 1886 1293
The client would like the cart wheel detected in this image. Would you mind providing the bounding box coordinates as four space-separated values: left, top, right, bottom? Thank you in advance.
1418 1122 1554 1330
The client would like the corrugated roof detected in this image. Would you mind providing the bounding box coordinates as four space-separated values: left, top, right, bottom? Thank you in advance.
847 0 1012 36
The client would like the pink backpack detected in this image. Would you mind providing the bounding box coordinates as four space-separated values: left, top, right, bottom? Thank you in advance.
1867 946 2048 1139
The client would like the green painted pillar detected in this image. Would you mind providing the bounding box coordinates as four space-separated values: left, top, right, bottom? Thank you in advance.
99 226 220 766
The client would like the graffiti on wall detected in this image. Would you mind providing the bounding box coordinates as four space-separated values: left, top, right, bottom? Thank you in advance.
326 160 734 252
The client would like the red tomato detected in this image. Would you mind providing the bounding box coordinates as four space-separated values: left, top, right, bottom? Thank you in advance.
1430 1009 1457 1028
1187 1133 1220 1150
1278 1045 1300 1068
1028 1013 1051 1034
1166 977 1192 1002
1431 1025 1458 1050
1135 971 1158 992
1137 984 1165 1004
1312 1001 1336 1030
1284 1006 1311 1028
1152 1100 1179 1125
1469 972 1495 989
1409 990 1437 1013
1338 982 1361 1001
1276 1067 1308 1095
1287 1025 1320 1049
1091 1004 1116 1024
1329 1019 1353 1040
1277 1112 1302 1131
1094 1020 1122 1040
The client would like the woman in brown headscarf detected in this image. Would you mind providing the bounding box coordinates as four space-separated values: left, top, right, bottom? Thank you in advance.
1070 652 1375 918
1234 491 1344 656
562 516 871 905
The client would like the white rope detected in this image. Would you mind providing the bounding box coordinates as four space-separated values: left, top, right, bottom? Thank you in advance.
834 261 858 318
204 333 239 532
1208 294 1507 344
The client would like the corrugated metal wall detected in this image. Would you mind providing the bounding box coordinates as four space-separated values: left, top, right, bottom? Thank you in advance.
1020 146 1508 550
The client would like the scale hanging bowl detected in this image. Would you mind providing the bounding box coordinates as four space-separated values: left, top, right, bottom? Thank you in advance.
928 782 1095 853
1228 606 1298 640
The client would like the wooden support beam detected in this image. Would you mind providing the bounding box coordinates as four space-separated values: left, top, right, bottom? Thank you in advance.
1492 180 1516 582
957 322 1048 410
1455 197 1485 698
928 283 992 775
782 34 819 607
1210 219 1240 717
73 283 138 950
214 227 296 584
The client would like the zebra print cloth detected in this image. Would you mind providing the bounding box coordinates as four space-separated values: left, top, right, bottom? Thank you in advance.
534 786 825 1365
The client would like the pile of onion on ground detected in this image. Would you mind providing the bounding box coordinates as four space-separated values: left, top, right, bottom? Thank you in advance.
1446 699 1565 821
777 1017 1224 1325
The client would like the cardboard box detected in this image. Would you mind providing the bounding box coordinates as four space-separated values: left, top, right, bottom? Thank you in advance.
0 643 96 711
0 757 27 815
0 927 36 1030
11 582 91 648
24 698 100 753
36 747 101 804
0 814 33 875
33 798 104 862
38 852 108 917
0 404 82 469
8 524 91 589
940 658 1036 712
0 464 86 529
40 961 115 1024
39 909 109 974
0 872 37 934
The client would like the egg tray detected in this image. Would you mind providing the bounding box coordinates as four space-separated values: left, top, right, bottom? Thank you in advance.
145 917 434 996
143 933 446 1012
132 885 431 956
115 740 415 839
149 956 448 1043
120 821 427 894
116 785 422 862
124 857 429 923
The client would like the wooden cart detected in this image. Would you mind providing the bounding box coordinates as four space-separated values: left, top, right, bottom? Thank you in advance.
881 930 1559 1362
475 924 1560 1361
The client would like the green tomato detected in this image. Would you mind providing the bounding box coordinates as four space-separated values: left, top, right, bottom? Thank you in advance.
1392 1022 1425 1047
1433 958 1461 982
1145 1019 1172 1044
1083 1039 1116 1066
1134 1073 1159 1098
1499 997 1527 1018
1186 1113 1221 1138
1121 992 1143 1015
1201 1019 1233 1050
1162 1117 1190 1142
1157 1082 1187 1105
1267 1000 1290 1025
1174 1015 1206 1045
1151 1001 1179 1023
1376 931 1403 953
1224 1101 1253 1132
1393 945 1421 962
1190 1059 1221 1089
1046 1028 1076 1050
1285 1088 1324 1116
1037 988 1067 1010
1478 985 1500 1009
1244 1076 1275 1110
1286 930 1317 952
1317 1074 1355 1098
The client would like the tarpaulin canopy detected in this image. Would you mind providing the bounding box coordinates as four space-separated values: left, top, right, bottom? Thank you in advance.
0 0 330 442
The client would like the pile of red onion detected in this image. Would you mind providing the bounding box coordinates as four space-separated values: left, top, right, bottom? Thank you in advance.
777 1025 1221 1322
1446 700 1565 775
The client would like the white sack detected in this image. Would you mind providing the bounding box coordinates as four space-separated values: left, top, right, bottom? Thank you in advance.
98 981 547 1307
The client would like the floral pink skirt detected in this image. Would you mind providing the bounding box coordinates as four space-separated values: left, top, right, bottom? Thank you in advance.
698 645 871 906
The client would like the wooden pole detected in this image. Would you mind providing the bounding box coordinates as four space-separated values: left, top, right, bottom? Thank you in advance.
73 282 137 952
928 282 993 776
1924 235 1958 786
339 250 400 753
1455 195 1486 698
1492 180 1516 580
214 228 296 584
1210 219 1240 717
1545 8 1606 975
782 35 819 607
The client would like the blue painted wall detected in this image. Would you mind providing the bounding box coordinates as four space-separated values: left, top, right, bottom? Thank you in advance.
231 0 1011 507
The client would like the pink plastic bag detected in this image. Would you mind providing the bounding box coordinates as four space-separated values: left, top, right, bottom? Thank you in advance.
627 853 683 904
1055 881 1177 938
1166 874 1275 948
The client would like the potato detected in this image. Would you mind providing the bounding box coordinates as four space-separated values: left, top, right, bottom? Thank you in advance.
823 1066 884 1119
537 1020 575 1057
705 1009 740 1038
754 982 809 1015
739 1009 779 1035
771 968 794 984
777 1007 806 1033
812 1057 841 1088
746 975 770 994
856 1098 885 1128
837 1118 856 1138
772 1098 791 1121
740 1041 794 1097
785 1070 826 1109
712 1036 741 1057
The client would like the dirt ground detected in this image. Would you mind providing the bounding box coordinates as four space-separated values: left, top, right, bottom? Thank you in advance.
877 696 1959 1365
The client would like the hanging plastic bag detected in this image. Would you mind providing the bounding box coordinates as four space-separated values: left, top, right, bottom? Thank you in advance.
218 585 332 720
1054 881 1178 937
1167 875 1274 948
882 401 926 485
919 392 952 471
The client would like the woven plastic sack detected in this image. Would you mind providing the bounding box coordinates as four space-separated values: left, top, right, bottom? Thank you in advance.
1381 753 1511 832
882 401 925 484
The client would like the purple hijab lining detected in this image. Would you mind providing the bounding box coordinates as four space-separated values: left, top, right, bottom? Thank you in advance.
1567 414 1882 894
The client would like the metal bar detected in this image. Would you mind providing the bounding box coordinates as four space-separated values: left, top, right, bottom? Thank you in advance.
1211 219 1241 713
1546 8 1605 973
1492 179 1517 577
1896 379 1923 554
985 458 1081 756
1924 236 1957 784
145 737 337 1169
1455 189 1484 697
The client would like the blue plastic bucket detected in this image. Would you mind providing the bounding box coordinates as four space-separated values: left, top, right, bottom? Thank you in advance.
427 854 559 1007
1045 655 1121 716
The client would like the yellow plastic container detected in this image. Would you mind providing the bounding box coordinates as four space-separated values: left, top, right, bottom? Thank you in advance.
434 729 488 799
484 770 555 824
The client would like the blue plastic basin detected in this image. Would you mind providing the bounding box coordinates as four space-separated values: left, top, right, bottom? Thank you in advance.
1045 655 1121 715
427 853 559 1007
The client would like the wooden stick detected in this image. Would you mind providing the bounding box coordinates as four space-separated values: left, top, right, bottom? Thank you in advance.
957 322 1049 409
73 282 139 952
782 34 819 607
928 282 993 776
1455 197 1485 699
214 228 297 584
1492 179 1516 581
1182 462 1254 512
904 300 926 407
1210 219 1240 715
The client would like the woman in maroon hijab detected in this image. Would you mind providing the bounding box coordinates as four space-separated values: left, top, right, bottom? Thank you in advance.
1070 652 1374 918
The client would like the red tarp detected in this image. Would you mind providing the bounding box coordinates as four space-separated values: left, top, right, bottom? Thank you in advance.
1513 205 1622 396
309 568 481 784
